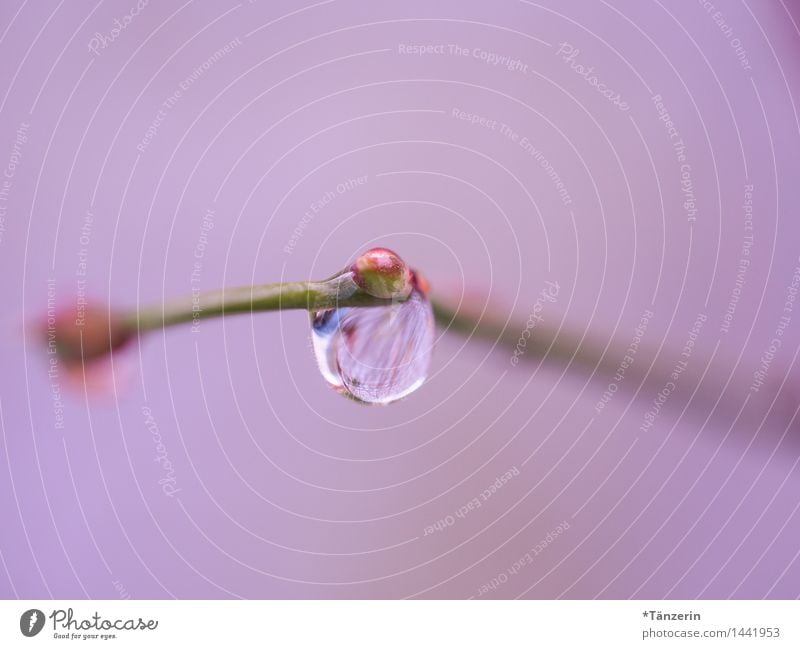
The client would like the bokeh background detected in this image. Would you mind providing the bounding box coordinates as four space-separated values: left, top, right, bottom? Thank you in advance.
1 0 800 599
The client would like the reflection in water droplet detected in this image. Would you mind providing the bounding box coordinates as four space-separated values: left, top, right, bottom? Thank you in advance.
311 285 434 404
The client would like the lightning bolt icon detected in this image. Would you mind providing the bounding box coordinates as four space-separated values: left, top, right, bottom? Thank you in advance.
28 611 37 632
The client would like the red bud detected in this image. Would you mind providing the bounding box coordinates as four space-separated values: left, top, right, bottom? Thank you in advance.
44 304 133 366
350 248 412 299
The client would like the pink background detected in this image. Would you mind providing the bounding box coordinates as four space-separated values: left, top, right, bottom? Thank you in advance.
1 0 800 598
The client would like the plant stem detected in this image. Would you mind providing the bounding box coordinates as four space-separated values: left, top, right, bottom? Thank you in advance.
430 297 584 366
128 272 398 333
115 275 782 428
429 296 769 427
429 296 645 380
430 295 667 379
127 279 682 395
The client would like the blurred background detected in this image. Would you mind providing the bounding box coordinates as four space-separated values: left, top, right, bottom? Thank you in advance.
1 0 800 598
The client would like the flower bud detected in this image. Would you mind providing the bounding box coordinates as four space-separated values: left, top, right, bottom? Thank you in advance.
44 303 134 366
350 248 412 299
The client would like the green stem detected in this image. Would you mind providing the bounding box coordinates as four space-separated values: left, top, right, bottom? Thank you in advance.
120 276 754 418
430 295 660 378
128 277 658 390
429 297 759 422
128 272 399 333
430 297 584 366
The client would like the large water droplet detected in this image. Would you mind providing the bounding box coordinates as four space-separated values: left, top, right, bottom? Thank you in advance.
311 284 434 404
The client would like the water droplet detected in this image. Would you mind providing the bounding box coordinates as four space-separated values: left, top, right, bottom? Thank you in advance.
311 283 434 404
